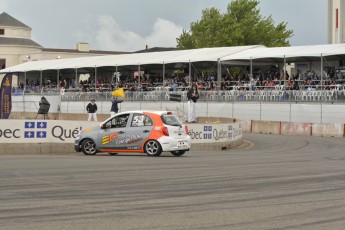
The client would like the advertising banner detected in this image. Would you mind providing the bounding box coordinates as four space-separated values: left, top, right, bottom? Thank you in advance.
0 73 12 119
0 120 242 144
0 120 96 143
187 123 242 143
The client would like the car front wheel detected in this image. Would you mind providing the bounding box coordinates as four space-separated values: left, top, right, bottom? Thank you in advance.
170 150 186 156
81 139 97 155
144 140 162 157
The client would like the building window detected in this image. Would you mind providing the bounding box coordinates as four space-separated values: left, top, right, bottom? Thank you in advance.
0 59 6 69
0 29 4 35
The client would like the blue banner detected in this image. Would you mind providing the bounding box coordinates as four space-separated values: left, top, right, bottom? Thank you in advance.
0 73 12 119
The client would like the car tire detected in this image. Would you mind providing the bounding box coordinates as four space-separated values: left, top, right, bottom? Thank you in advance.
170 150 186 156
81 139 97 155
108 152 118 156
144 140 162 157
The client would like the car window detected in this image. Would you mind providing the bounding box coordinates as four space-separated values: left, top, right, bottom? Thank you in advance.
105 113 130 128
161 114 182 126
131 114 153 127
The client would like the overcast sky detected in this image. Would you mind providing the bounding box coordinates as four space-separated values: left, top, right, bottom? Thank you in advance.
0 0 328 52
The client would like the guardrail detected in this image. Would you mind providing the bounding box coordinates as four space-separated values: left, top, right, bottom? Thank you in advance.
12 89 345 104
55 90 345 103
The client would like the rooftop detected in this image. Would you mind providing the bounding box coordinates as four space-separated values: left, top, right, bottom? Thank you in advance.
0 12 30 29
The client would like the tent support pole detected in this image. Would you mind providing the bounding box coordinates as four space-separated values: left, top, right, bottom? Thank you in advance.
75 67 78 89
189 60 191 85
40 70 43 90
115 65 118 86
24 71 26 90
321 54 323 90
57 69 59 89
138 64 141 91
95 66 97 90
217 58 221 90
283 55 286 86
250 58 253 88
163 62 165 87
23 71 26 112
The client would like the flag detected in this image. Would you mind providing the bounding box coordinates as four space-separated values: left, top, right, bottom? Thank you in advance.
112 87 125 99
0 73 12 119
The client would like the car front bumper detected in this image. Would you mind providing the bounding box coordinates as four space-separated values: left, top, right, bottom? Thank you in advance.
74 139 81 152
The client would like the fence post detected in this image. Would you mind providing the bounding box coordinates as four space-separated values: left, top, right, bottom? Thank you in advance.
260 101 262 121
289 101 292 122
320 102 323 124
232 101 234 118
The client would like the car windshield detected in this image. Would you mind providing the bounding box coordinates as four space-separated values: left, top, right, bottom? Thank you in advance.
161 114 182 126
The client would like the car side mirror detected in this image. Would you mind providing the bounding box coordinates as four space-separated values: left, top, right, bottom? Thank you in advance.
100 123 106 129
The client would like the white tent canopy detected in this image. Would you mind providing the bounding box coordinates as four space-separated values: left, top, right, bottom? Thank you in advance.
220 44 345 62
0 45 262 73
2 43 345 74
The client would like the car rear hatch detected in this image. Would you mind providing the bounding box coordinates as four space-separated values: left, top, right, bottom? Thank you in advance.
161 114 188 139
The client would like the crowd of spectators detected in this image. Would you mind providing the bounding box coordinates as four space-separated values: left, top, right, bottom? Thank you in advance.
12 67 345 95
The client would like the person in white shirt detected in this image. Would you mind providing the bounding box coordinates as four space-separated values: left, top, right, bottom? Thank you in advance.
186 84 199 123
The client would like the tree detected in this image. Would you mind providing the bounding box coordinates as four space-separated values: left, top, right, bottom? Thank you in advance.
176 0 293 49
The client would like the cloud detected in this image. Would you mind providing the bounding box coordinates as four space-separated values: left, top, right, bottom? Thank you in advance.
94 15 183 52
145 18 184 49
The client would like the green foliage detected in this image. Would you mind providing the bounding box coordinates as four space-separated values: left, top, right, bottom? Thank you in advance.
173 69 185 75
227 67 240 77
176 0 293 49
202 69 215 76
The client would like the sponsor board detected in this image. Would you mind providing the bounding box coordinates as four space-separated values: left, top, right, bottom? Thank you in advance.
0 120 94 143
188 123 242 143
0 120 242 144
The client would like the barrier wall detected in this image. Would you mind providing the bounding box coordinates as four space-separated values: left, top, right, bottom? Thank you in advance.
2 112 344 155
245 120 345 138
11 100 345 124
0 117 243 154
281 122 312 136
251 120 281 135
312 123 344 137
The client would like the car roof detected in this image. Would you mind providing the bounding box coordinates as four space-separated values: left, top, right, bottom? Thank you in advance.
101 110 174 124
116 110 173 116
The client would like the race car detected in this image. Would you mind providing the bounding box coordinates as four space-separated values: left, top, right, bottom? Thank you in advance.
75 110 191 156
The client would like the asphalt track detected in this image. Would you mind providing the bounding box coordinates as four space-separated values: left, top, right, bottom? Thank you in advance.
1 133 345 230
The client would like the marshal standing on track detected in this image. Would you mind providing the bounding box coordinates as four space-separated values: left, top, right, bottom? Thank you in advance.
187 83 199 123
86 99 98 121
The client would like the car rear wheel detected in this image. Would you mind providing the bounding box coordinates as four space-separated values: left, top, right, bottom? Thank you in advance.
144 140 162 156
81 139 97 155
170 150 186 156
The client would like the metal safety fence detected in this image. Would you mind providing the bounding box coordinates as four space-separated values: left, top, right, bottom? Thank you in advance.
55 90 345 103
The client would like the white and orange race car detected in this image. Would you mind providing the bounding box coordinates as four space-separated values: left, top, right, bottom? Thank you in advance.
75 110 191 156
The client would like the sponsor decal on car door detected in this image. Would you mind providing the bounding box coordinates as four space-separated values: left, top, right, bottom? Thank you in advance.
126 113 153 150
98 113 131 151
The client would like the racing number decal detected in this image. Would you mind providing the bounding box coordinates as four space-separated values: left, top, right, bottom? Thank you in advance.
132 115 145 126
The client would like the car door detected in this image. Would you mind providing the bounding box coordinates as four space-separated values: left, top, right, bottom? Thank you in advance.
126 113 153 150
97 113 131 151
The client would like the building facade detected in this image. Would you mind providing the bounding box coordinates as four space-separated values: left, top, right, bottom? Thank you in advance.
0 12 130 70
